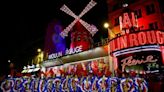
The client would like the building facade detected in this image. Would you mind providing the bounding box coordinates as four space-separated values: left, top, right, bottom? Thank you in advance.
107 0 164 37
107 0 164 91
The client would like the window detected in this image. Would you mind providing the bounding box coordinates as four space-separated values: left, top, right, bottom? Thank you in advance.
146 4 155 15
149 22 158 29
134 9 142 18
127 0 137 4
112 3 121 11
159 0 164 13
114 17 119 26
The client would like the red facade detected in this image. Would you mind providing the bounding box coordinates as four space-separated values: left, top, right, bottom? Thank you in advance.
107 0 164 37
70 21 93 51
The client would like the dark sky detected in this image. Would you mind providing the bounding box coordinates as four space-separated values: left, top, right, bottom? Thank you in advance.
0 0 108 75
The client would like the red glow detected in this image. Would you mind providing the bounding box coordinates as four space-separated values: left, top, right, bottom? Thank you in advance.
70 21 92 51
129 33 139 47
156 31 164 44
119 12 138 32
160 46 164 64
113 57 118 70
138 32 147 45
110 30 164 53
147 31 157 44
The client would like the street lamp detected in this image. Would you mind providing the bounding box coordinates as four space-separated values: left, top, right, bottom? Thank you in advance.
8 60 11 63
104 22 109 29
37 48 41 53
103 22 115 77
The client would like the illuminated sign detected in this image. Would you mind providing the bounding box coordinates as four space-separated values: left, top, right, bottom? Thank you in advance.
119 12 138 34
48 45 83 59
109 30 164 53
121 55 157 71
117 51 163 73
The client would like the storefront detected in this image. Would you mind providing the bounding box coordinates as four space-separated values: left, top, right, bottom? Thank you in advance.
41 45 112 77
109 29 164 91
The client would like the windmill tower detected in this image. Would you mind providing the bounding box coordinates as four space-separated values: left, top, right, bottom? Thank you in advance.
60 0 98 51
70 21 93 50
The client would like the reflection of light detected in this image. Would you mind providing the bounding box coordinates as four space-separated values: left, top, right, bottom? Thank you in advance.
113 45 160 56
23 66 27 70
135 70 138 73
33 68 40 72
126 69 129 73
36 64 40 68
27 69 33 73
37 51 44 64
123 3 128 7
40 52 44 60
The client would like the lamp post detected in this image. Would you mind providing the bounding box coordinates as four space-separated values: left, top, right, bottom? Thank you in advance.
103 22 115 77
37 48 44 64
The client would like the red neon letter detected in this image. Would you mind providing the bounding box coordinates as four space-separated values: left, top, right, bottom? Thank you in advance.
129 34 139 47
156 31 164 44
131 12 138 27
119 16 123 31
110 40 116 52
117 37 121 50
147 31 157 44
120 36 128 49
122 13 132 28
138 32 147 45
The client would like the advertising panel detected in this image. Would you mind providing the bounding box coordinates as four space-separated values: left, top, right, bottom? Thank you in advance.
44 57 111 77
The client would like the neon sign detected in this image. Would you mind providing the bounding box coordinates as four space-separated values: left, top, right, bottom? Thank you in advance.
121 55 157 71
109 30 164 53
119 12 138 34
48 45 83 59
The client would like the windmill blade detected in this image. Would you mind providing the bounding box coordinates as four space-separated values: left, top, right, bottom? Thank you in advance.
89 24 98 36
60 19 78 38
79 19 98 36
60 4 78 19
60 0 98 38
79 0 97 18
79 19 92 33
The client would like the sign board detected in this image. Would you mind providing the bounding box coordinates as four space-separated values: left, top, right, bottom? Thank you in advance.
109 30 164 53
48 45 83 59
117 51 164 74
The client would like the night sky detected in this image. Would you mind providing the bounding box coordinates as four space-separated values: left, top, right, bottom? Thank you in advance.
0 0 108 75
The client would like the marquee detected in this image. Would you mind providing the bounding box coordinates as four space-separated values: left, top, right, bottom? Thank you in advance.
109 30 164 53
